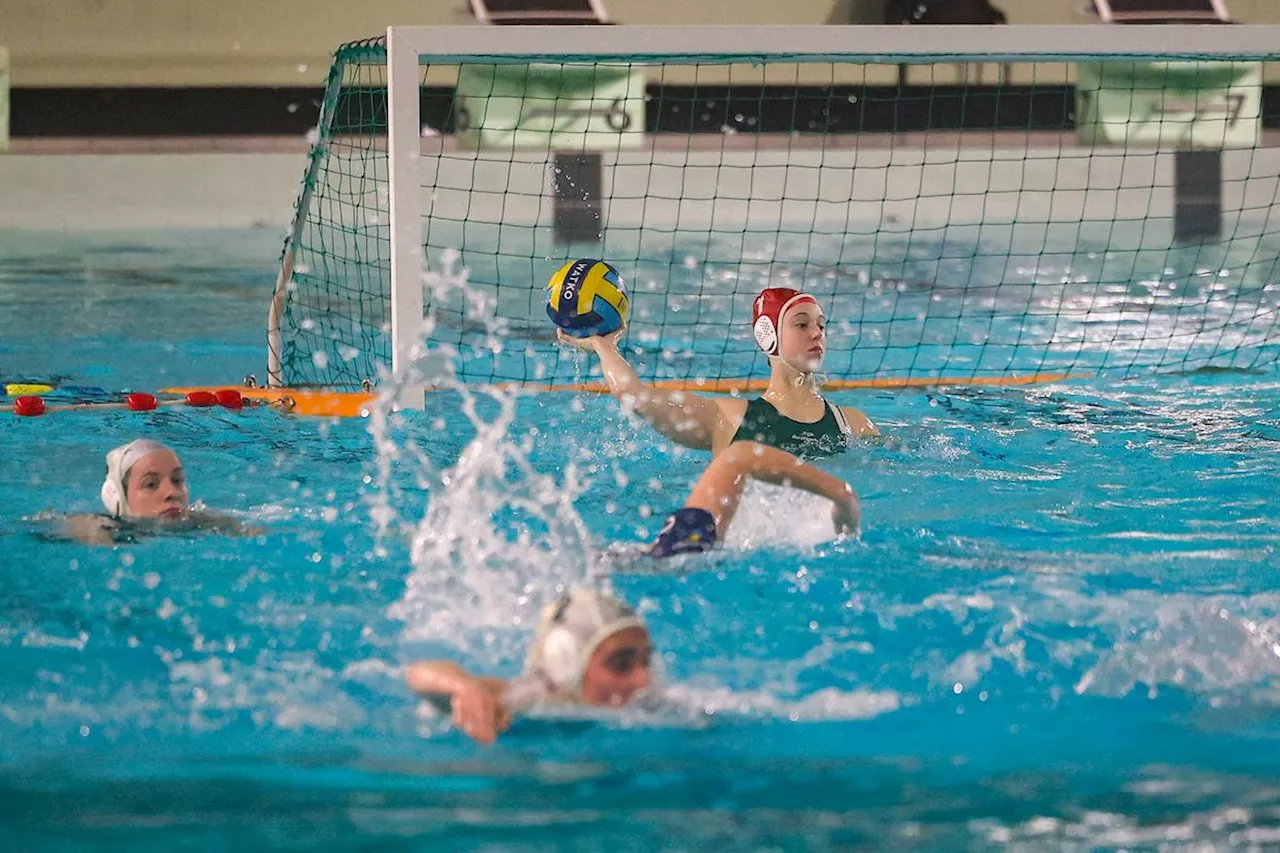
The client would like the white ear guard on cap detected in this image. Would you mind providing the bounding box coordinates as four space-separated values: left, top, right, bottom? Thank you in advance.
537 623 585 689
526 588 645 698
100 478 125 517
753 314 779 355
101 439 172 518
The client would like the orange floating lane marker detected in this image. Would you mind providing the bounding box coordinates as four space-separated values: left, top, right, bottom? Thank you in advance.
156 370 1090 418
162 386 376 418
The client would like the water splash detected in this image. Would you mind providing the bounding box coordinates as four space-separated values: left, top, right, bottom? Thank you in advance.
874 576 1280 704
723 483 842 551
662 683 901 722
370 249 599 664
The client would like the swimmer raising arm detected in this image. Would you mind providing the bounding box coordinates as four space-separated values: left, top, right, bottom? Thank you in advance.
560 327 730 452
407 589 653 745
560 287 877 458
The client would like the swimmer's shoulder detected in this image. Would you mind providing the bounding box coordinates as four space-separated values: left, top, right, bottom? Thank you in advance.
715 396 749 420
835 402 879 438
711 396 749 448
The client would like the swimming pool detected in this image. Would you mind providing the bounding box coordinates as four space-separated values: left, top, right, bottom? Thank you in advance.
2 228 1280 850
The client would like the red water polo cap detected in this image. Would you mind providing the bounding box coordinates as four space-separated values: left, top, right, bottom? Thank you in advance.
752 287 820 356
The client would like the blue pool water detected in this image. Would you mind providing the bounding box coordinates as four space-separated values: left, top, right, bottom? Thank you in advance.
2 230 1280 850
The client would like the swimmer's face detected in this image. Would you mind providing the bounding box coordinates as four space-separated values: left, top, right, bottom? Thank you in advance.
778 304 827 372
580 626 652 707
125 450 189 519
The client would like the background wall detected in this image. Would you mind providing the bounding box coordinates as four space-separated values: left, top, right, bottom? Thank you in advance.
4 0 1279 87
4 0 1279 231
0 151 302 229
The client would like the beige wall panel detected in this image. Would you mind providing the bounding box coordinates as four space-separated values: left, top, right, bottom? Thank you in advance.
4 0 474 86
1230 0 1280 23
0 152 304 229
3 0 1279 87
6 0 843 87
995 0 1280 24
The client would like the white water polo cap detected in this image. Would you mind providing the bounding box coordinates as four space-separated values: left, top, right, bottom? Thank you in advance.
526 588 645 698
101 439 173 518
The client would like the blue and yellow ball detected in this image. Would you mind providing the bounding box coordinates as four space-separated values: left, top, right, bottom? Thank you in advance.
546 259 630 338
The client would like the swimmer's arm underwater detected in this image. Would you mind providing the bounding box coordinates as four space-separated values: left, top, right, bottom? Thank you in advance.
690 441 861 536
59 514 120 546
558 328 729 452
51 511 262 547
185 510 266 537
406 661 512 745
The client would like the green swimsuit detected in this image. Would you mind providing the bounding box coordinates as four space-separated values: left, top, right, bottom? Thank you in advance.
730 396 854 459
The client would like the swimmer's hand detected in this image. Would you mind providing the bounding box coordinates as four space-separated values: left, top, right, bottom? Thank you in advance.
406 661 511 746
831 488 861 537
556 326 625 354
450 679 512 745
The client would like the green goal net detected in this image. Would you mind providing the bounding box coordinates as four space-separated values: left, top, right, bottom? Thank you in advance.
268 28 1280 394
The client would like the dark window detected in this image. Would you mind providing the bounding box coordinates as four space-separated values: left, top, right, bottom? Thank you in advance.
469 0 608 24
1093 0 1229 22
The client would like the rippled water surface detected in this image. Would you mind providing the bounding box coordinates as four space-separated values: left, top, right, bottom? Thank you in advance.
1 231 1279 851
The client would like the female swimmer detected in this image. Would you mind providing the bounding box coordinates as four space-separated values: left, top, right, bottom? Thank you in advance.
61 439 248 545
406 588 652 744
560 286 878 458
405 448 856 742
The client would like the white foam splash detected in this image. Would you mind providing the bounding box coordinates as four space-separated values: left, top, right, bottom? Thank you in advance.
370 248 599 662
1072 593 1280 699
388 382 599 653
882 578 1280 703
724 482 842 550
662 682 901 722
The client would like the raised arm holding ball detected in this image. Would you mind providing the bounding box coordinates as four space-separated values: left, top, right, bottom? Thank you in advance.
550 261 877 457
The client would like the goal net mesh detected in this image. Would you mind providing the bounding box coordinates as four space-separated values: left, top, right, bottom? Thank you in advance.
273 37 1280 391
